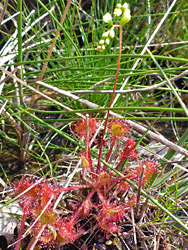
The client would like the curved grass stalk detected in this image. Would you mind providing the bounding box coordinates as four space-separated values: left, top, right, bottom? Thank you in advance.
30 106 186 115
5 53 188 67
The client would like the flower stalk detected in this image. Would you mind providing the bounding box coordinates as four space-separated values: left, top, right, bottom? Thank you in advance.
98 25 122 173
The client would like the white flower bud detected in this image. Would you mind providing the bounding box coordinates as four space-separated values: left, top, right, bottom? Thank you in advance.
105 38 110 45
109 28 115 38
103 13 113 26
113 8 122 17
99 39 105 45
116 3 122 8
101 45 105 50
97 45 102 52
119 8 131 26
102 31 109 38
122 2 129 10
97 44 105 52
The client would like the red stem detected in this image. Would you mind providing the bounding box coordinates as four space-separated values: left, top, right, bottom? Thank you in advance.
14 208 27 250
54 184 91 193
97 188 107 205
70 190 95 223
26 225 46 250
115 157 125 170
105 136 116 163
97 25 122 173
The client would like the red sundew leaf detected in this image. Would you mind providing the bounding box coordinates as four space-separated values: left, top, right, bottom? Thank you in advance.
121 138 137 160
116 138 137 169
55 220 83 246
117 180 130 192
39 180 56 207
98 218 121 233
98 172 111 183
37 225 56 245
13 177 40 211
137 159 160 186
108 119 130 138
97 202 129 234
73 117 97 140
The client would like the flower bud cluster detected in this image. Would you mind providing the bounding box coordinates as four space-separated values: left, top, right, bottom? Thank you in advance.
97 2 131 52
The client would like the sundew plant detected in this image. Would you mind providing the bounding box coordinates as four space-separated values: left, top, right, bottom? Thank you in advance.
0 1 188 250
11 4 161 249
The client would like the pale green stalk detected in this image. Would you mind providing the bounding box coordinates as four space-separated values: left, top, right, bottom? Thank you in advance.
17 0 22 63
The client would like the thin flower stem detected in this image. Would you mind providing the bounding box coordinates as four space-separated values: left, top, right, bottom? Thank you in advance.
97 25 122 173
